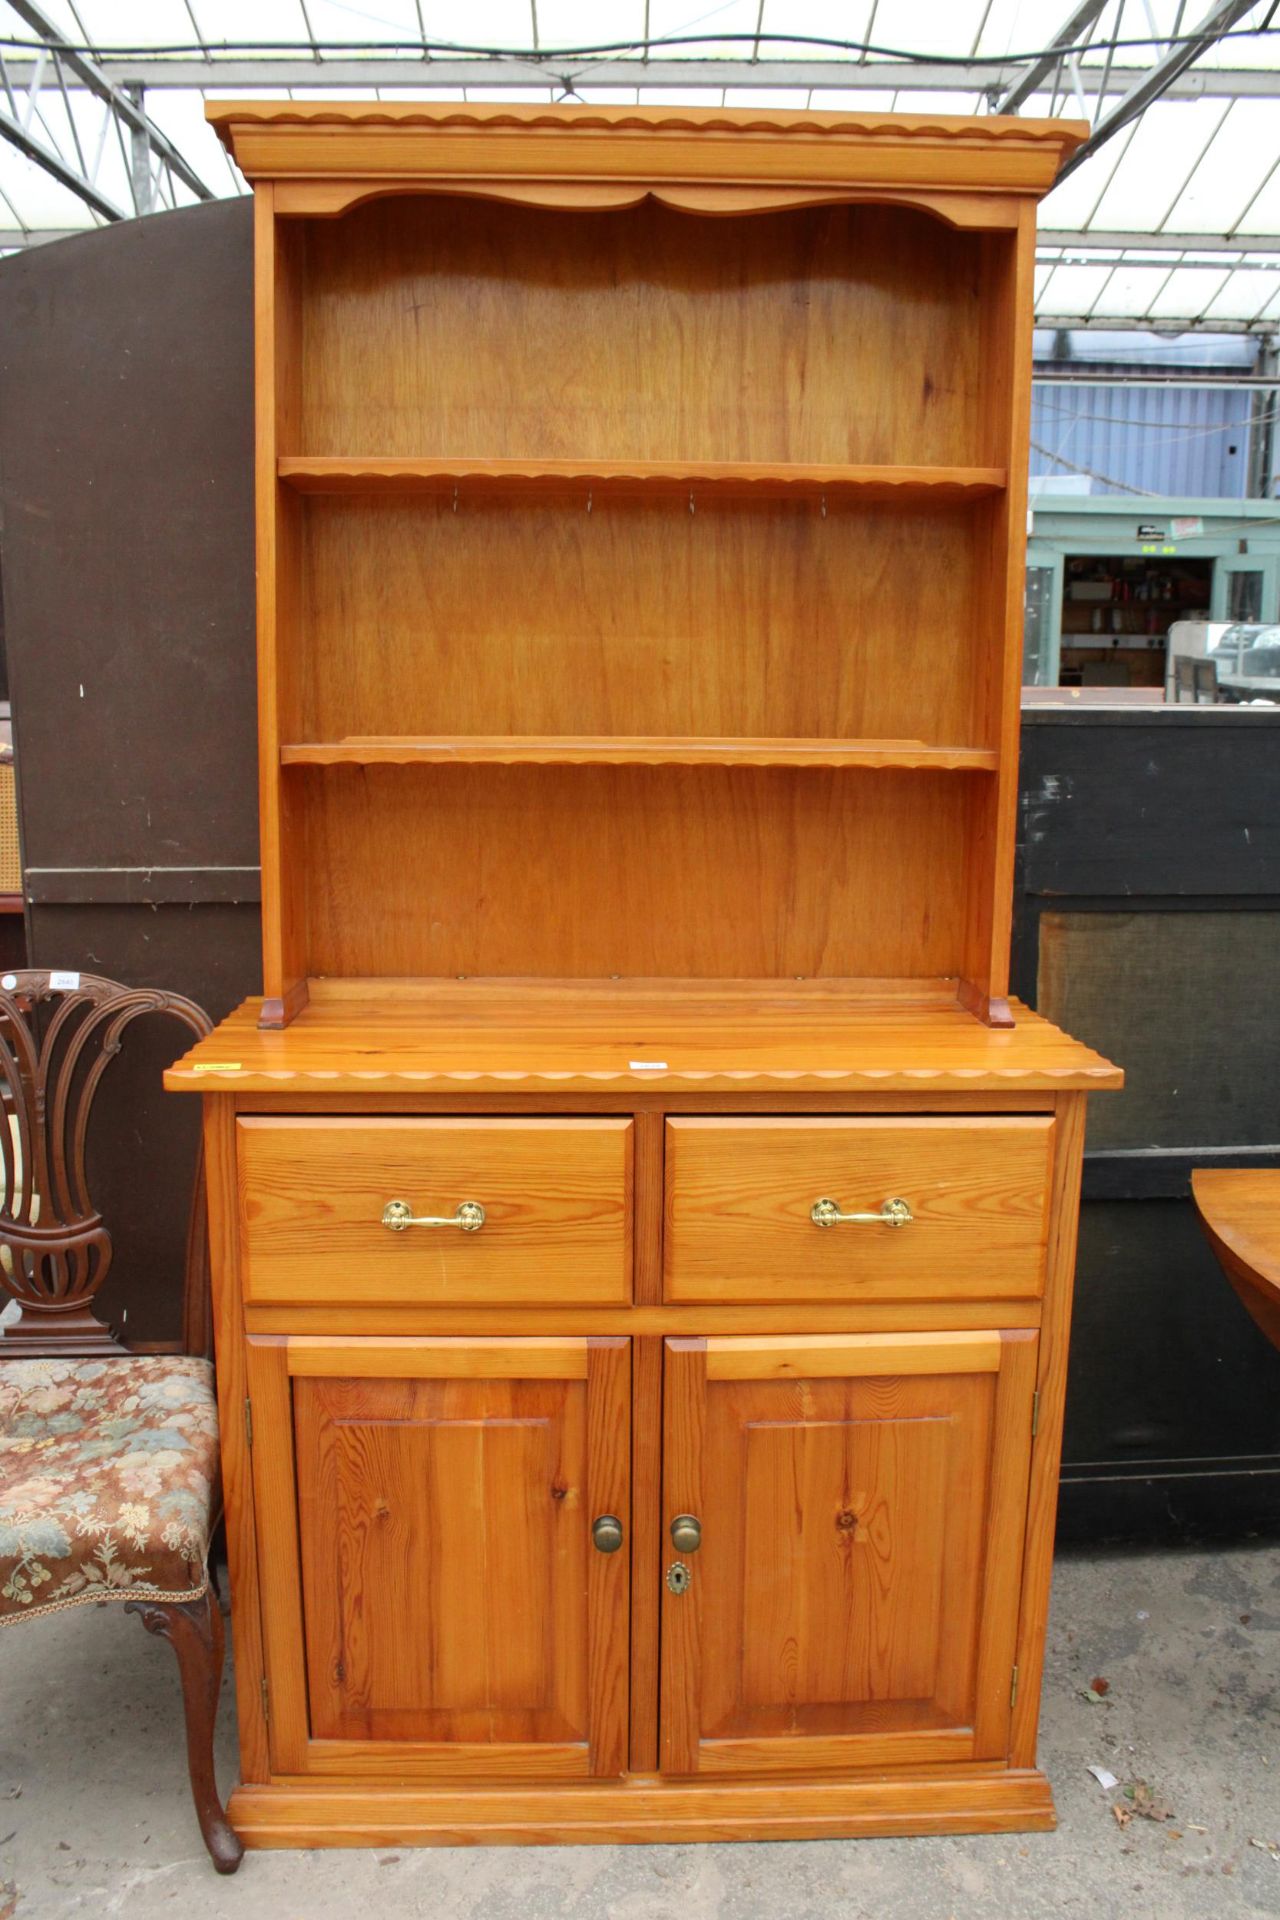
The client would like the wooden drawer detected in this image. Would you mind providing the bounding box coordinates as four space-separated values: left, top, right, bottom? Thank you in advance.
238 1117 632 1306
663 1116 1054 1303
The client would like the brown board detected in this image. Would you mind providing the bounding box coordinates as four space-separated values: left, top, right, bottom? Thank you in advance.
0 199 260 1344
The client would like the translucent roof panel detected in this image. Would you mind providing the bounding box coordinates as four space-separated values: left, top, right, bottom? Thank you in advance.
0 0 1273 328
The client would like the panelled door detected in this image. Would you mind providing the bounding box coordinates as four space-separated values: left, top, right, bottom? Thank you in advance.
247 1334 630 1780
660 1332 1037 1776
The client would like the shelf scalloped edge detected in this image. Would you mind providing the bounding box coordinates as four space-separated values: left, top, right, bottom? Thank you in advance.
280 738 1001 771
276 457 1008 502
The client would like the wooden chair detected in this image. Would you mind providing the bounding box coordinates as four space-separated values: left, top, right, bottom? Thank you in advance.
0 971 242 1873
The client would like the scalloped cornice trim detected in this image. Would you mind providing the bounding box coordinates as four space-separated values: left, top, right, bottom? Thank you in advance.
208 101 1083 146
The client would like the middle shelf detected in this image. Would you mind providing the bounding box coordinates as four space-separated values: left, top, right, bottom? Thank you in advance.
276 457 1008 503
279 737 1000 770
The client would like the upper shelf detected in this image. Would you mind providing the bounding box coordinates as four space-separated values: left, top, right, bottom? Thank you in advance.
276 457 1007 504
280 737 1000 771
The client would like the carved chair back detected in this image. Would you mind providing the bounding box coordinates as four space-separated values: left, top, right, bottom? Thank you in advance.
0 971 212 1358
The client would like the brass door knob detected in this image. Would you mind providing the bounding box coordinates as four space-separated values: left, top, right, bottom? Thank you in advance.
670 1513 702 1554
592 1514 624 1554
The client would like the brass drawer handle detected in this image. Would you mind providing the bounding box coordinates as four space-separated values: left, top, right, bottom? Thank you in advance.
810 1197 913 1230
381 1199 487 1234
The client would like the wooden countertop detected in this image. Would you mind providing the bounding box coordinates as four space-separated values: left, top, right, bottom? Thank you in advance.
165 977 1122 1095
1192 1170 1280 1352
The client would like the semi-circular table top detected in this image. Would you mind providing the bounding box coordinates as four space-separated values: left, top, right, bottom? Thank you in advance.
1192 1170 1280 1354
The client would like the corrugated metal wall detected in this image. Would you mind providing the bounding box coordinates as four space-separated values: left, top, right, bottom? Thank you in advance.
1030 377 1254 497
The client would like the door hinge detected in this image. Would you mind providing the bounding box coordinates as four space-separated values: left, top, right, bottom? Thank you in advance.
260 1675 270 1724
1010 1664 1020 1710
243 1396 253 1450
1031 1390 1040 1440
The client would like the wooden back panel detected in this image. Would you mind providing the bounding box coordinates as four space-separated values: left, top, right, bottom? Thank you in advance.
294 199 985 466
295 493 985 747
296 764 980 981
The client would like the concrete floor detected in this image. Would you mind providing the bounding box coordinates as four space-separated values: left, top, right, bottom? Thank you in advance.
0 1544 1277 1919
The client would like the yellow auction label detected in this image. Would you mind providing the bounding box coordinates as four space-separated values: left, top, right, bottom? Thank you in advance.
191 1062 243 1073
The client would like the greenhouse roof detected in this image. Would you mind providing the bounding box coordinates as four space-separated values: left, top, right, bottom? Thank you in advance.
0 0 1278 331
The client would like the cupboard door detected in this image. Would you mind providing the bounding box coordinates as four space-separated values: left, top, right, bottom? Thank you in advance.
660 1332 1036 1777
248 1336 630 1780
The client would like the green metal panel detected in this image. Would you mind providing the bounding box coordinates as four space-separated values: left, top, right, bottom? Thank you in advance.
1211 555 1279 623
1026 496 1280 683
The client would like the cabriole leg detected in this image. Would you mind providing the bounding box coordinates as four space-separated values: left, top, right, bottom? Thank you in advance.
125 1589 245 1874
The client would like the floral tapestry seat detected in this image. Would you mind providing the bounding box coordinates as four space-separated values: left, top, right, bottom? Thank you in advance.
0 1354 218 1621
0 972 240 1873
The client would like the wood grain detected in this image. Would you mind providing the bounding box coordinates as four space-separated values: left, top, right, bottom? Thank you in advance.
244 1334 311 1774
236 1116 632 1306
294 767 980 983
278 457 1007 501
628 1333 664 1771
270 180 1030 225
223 1767 1058 1846
1010 1094 1086 1767
165 978 1123 1094
664 1117 1054 1302
200 1096 270 1784
287 1336 591 1378
209 100 1088 207
292 199 987 465
1192 1170 1280 1351
251 1334 630 1776
253 189 308 1022
227 114 1101 1035
294 493 985 746
246 1301 1045 1339
585 1338 631 1776
187 98 1109 1846
280 738 999 771
703 1333 1004 1378
972 1331 1038 1758
659 1330 1036 1777
659 1337 705 1774
958 213 1039 1019
231 1088 1071 1115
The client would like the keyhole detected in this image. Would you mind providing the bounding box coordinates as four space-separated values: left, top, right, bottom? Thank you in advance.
836 1510 858 1534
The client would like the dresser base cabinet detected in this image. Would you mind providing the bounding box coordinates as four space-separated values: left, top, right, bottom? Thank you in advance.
175 1014 1119 1850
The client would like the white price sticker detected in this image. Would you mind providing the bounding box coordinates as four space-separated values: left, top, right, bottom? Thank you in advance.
49 971 81 992
629 1060 668 1071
